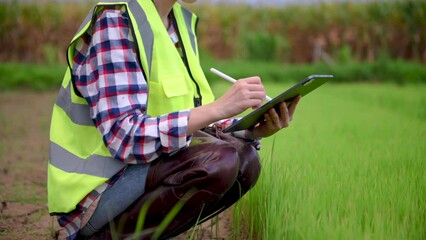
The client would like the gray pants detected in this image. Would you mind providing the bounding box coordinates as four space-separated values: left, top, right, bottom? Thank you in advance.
80 163 150 236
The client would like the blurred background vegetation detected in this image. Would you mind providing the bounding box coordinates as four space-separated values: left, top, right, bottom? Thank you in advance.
1 1 425 239
0 0 425 90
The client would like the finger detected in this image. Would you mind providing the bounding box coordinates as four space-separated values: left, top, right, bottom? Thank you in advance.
239 80 265 93
264 113 274 129
248 98 264 110
279 102 289 119
288 95 301 119
235 79 262 89
240 76 261 84
244 90 266 103
233 83 265 99
238 78 266 95
278 102 290 127
269 107 282 129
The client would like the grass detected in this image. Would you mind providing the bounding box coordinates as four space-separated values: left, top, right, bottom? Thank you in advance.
202 57 426 85
0 63 66 91
209 82 426 239
1 60 426 92
0 61 425 239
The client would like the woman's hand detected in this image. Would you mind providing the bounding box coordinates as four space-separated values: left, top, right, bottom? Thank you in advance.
252 95 301 139
212 76 266 119
187 76 266 135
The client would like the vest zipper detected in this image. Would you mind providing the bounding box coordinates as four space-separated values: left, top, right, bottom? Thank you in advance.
171 12 202 108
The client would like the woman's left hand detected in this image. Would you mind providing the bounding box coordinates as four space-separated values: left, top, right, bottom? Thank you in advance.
252 95 301 139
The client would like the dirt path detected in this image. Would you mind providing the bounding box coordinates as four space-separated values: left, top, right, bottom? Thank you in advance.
0 91 233 239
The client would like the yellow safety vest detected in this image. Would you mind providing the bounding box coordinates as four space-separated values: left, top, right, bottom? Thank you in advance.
48 0 215 214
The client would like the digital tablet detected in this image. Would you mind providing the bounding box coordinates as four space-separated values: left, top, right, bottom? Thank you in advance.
223 74 334 133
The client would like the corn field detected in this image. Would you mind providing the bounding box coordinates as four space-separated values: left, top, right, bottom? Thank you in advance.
0 0 425 64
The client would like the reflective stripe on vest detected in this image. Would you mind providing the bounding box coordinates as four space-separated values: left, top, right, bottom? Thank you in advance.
181 7 197 56
55 84 92 126
51 83 125 178
50 142 124 178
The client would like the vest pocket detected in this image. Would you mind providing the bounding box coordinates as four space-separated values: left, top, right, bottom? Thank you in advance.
148 77 193 117
161 75 190 97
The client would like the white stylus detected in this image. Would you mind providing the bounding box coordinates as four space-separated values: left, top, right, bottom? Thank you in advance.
210 68 272 101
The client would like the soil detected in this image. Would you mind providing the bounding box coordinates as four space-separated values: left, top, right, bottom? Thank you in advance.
0 91 233 239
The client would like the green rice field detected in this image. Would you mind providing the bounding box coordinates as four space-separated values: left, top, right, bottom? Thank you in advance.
0 74 424 238
211 82 426 239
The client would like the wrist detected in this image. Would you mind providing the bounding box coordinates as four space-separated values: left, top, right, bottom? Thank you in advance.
204 101 226 122
187 102 224 135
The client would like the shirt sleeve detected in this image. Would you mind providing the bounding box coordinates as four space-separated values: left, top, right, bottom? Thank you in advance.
72 6 190 164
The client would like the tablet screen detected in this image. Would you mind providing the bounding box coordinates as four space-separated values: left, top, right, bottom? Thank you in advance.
223 74 334 133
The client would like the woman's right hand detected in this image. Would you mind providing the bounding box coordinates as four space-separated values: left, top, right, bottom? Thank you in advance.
187 76 266 135
212 76 266 120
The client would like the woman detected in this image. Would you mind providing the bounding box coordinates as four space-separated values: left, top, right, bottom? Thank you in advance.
48 0 300 239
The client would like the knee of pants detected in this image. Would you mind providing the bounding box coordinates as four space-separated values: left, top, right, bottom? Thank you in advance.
201 145 240 196
237 144 262 191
